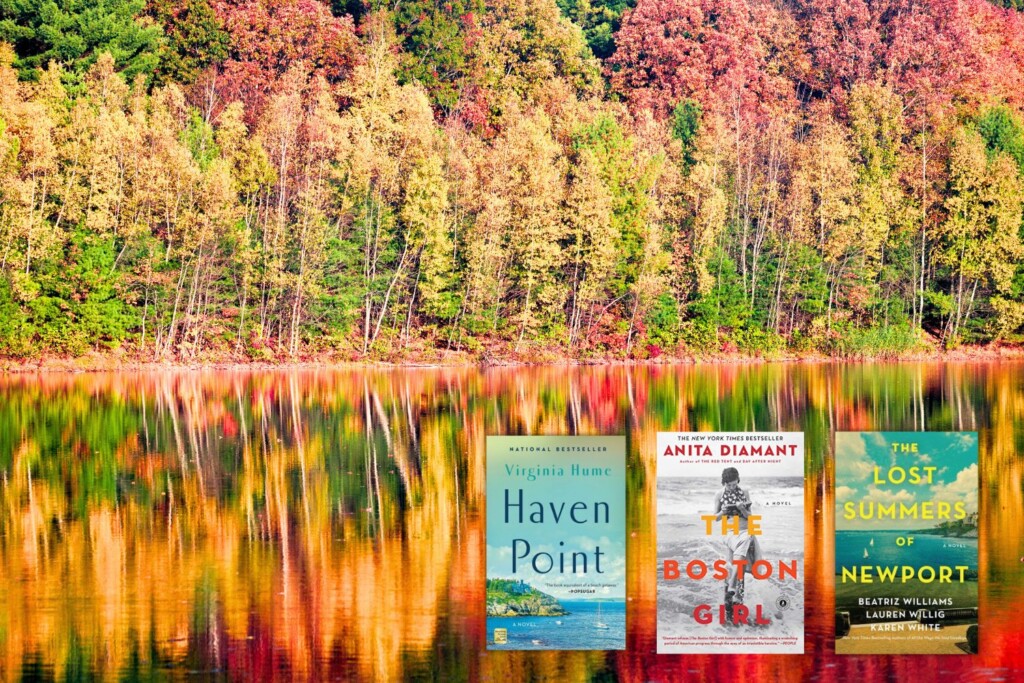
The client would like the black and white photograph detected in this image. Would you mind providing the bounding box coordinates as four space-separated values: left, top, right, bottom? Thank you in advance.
657 432 805 654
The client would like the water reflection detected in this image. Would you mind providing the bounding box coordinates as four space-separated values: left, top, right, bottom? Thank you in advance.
0 364 1021 680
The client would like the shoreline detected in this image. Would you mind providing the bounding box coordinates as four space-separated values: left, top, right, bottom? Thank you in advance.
3 344 1024 374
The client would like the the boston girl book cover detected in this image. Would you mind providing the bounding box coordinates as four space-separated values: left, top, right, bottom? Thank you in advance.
656 432 805 653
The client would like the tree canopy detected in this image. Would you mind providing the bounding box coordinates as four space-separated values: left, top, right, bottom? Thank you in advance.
0 0 164 83
2 0 1024 361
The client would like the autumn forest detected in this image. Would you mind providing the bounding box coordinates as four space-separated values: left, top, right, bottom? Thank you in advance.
2 0 1024 361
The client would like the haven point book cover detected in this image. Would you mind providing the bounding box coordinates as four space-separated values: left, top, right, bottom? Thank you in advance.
834 432 979 655
656 432 805 653
485 435 626 650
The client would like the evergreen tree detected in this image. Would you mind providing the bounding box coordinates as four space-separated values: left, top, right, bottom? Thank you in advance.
0 0 164 84
382 0 484 114
147 0 229 85
556 0 634 59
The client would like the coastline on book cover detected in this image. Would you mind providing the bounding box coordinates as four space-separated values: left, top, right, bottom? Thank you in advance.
485 435 626 651
656 432 805 654
834 432 979 655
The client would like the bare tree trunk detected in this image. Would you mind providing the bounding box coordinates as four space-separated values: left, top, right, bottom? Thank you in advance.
370 244 410 350
516 276 534 352
404 257 422 342
917 135 928 331
626 293 641 356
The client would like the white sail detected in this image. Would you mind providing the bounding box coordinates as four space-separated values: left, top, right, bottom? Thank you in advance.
595 601 609 629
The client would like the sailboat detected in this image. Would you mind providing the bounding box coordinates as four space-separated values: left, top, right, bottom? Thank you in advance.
595 601 609 629
870 538 874 547
863 547 869 558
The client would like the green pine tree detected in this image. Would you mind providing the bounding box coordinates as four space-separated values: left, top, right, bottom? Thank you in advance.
0 0 164 84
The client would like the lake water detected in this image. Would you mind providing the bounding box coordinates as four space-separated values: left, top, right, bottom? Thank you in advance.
0 363 1022 680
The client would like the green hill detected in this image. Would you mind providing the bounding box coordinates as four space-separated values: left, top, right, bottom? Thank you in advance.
486 579 569 617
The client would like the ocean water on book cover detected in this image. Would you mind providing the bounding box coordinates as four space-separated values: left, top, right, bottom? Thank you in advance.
657 432 805 654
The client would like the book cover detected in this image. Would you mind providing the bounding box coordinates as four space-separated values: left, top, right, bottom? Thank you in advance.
485 435 626 650
834 432 979 654
656 432 805 653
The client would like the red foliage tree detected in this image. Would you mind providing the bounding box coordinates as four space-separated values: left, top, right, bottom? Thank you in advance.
609 0 797 120
790 0 880 104
204 0 359 122
871 0 1024 123
612 0 1024 126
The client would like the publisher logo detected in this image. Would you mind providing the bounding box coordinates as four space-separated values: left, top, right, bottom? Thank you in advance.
494 628 508 645
775 596 790 611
